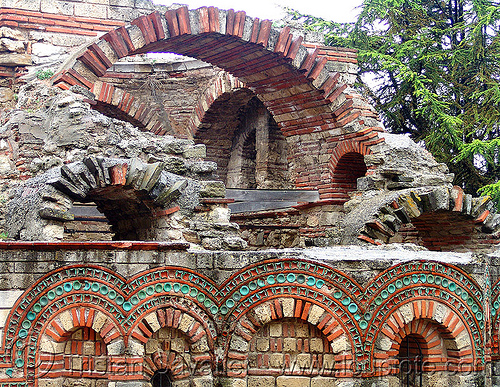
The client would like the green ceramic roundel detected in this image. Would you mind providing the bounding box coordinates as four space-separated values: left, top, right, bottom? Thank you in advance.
348 303 358 313
267 275 275 285
240 286 249 296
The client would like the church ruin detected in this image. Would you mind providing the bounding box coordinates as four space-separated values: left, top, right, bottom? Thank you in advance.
0 1 499 386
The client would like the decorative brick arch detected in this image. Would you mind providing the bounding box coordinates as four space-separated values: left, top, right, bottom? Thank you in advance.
50 7 387 193
217 258 364 377
372 300 475 376
225 296 355 378
129 308 215 383
0 264 220 382
365 260 485 375
357 185 499 250
37 306 121 380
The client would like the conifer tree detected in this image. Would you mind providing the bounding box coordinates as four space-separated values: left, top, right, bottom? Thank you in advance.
290 0 500 203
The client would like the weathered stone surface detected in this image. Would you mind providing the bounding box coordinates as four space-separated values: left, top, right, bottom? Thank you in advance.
0 38 24 53
248 376 275 387
276 376 310 387
199 181 226 198
0 87 14 103
39 207 74 221
0 53 31 66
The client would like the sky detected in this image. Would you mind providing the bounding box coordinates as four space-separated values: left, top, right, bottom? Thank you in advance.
153 0 363 23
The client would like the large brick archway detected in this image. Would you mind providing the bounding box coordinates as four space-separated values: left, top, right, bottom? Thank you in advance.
51 6 386 196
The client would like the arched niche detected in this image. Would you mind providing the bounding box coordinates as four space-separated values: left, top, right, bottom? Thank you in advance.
195 91 290 189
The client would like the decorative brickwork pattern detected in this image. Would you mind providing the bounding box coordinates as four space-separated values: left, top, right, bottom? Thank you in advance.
247 319 336 377
0 257 486 384
39 326 108 381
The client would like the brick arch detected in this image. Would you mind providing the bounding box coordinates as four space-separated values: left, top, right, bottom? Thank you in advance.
37 306 123 380
372 299 476 376
9 156 189 240
91 81 173 135
225 296 354 378
188 71 246 137
129 308 215 354
50 7 387 193
129 309 215 383
51 8 340 136
328 139 374 203
357 185 499 250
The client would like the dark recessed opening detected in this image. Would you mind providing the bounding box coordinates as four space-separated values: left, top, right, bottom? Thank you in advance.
151 369 172 387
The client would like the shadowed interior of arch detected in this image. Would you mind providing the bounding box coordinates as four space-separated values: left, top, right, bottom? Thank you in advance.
195 92 290 189
151 369 173 387
392 210 478 251
331 152 367 203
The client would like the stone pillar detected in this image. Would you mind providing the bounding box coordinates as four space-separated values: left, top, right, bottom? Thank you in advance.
254 107 270 189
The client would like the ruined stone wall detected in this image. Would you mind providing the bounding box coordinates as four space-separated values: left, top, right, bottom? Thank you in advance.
0 0 170 88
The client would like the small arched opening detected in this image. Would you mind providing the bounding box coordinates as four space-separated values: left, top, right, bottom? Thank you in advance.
331 151 367 203
151 369 173 387
398 334 425 387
